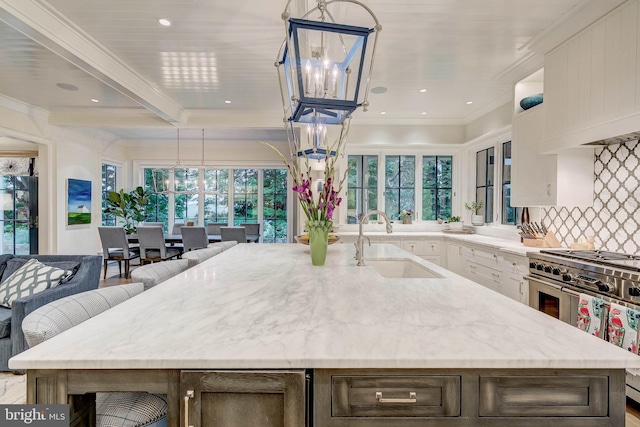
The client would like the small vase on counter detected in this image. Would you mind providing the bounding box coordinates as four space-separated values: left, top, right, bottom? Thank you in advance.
306 219 333 266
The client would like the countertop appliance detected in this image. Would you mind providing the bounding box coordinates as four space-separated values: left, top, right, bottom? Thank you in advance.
526 249 640 403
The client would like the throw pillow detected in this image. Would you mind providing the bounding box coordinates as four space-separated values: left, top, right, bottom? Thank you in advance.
0 259 72 308
0 258 79 283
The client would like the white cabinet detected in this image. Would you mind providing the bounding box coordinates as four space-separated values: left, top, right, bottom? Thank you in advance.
511 104 594 207
542 0 640 151
445 242 464 276
463 246 503 294
498 254 529 305
403 239 441 265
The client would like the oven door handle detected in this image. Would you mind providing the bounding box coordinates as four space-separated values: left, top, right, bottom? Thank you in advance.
524 275 564 291
525 275 583 298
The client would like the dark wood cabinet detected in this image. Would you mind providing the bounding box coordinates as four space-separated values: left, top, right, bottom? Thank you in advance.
180 370 306 427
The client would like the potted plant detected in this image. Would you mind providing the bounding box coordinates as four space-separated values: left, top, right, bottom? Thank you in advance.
103 186 151 234
399 209 413 224
447 215 463 230
465 201 484 226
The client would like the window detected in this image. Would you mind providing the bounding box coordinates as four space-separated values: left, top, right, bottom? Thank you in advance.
233 169 258 226
203 169 229 224
174 167 199 225
385 156 415 220
475 148 494 222
263 169 288 243
347 155 378 223
422 156 452 220
501 141 522 225
101 163 117 226
143 168 169 228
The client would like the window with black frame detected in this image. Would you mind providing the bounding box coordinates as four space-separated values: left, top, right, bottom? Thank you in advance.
385 155 415 220
476 148 494 223
101 163 117 226
501 141 522 225
347 155 378 223
422 156 452 221
143 168 169 227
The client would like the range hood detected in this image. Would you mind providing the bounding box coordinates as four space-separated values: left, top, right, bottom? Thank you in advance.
582 131 640 146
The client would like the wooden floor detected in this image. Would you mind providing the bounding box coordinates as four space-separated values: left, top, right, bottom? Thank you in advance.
99 262 640 424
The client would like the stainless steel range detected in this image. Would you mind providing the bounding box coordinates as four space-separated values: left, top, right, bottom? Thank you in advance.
528 249 640 305
526 249 640 402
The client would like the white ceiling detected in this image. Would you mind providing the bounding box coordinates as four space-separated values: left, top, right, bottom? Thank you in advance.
0 0 594 141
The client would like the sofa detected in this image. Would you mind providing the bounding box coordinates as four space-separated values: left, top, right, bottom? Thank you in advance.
0 254 101 371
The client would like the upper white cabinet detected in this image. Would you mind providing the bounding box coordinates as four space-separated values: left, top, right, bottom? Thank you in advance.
542 0 640 151
511 104 594 207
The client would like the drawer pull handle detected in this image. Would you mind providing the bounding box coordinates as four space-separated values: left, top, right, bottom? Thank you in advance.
375 391 417 403
184 390 194 427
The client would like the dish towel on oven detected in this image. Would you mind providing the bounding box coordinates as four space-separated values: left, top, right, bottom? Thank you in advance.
607 302 640 354
576 293 607 338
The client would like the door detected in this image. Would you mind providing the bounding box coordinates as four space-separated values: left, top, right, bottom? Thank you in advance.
0 171 38 255
181 370 307 427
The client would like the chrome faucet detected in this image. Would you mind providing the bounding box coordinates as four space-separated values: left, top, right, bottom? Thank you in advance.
355 210 393 266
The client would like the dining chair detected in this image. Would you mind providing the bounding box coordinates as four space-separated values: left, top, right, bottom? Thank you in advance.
220 226 247 243
180 227 209 251
206 222 227 235
98 226 140 279
136 226 182 264
240 223 261 241
21 283 168 427
172 222 185 235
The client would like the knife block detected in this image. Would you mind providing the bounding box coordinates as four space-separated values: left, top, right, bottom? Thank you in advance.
523 231 562 248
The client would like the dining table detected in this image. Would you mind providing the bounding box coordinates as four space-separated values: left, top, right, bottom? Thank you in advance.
127 233 260 244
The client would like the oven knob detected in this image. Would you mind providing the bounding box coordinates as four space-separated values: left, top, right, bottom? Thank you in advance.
629 288 640 297
562 273 573 282
552 268 561 275
596 281 612 293
544 266 552 273
529 262 537 269
536 264 544 271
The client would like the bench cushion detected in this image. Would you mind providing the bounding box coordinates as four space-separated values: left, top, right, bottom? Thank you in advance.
96 392 167 427
182 247 223 267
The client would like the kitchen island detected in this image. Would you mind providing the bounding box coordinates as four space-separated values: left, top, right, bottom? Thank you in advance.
10 244 640 426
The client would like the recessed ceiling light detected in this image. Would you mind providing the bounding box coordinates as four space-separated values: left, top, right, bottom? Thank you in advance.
224 100 231 104
419 89 427 93
380 111 386 115
91 98 99 103
158 18 172 27
56 83 78 91
466 101 473 105
421 112 427 115
371 86 387 94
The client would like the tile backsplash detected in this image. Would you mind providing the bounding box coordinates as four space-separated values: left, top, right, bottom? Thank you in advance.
542 140 640 254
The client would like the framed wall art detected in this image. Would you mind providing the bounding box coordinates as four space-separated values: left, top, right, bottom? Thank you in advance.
67 178 92 225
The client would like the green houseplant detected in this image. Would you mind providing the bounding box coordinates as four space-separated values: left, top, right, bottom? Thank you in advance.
446 215 463 230
464 201 484 226
103 186 151 234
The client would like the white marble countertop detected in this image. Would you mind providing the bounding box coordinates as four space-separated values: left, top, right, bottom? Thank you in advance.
10 244 640 370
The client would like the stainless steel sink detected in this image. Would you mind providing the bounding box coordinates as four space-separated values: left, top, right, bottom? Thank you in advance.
365 258 444 279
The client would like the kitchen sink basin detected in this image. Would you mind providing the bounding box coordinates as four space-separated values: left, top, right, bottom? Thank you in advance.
365 258 444 279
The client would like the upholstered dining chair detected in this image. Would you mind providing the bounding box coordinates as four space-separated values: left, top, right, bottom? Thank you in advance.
180 226 209 251
239 223 261 241
136 226 182 264
206 222 227 235
220 226 247 243
172 222 185 235
98 226 140 279
21 283 168 427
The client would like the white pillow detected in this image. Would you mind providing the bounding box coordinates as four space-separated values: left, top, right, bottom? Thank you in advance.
0 259 72 308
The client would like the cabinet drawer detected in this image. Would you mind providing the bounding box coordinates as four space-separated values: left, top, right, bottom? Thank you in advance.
479 375 608 417
332 375 460 417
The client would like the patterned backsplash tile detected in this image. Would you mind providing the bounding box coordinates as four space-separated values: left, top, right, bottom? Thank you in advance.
542 140 640 254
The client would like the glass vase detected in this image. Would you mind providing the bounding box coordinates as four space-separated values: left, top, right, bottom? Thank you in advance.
306 219 333 266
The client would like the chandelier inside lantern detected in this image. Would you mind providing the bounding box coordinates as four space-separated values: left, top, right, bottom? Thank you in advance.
277 0 381 126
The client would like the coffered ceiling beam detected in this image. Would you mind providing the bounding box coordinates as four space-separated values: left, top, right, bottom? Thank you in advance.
0 0 189 125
